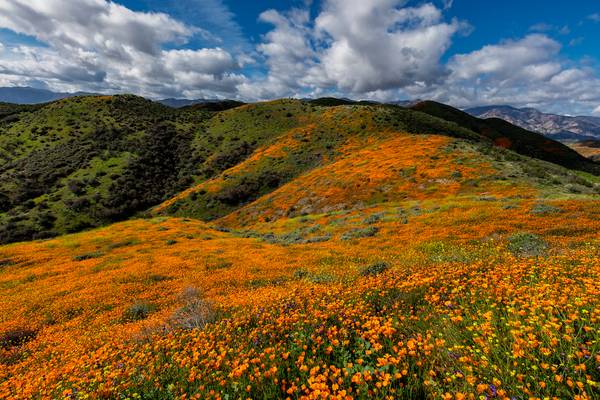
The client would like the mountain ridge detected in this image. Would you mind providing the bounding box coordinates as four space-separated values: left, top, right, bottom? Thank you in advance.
466 104 600 140
0 87 99 104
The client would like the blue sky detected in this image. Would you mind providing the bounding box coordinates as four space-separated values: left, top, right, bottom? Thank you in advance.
0 0 599 114
124 0 600 66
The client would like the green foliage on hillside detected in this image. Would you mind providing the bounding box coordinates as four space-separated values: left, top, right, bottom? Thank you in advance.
410 101 600 174
0 95 210 243
0 95 598 244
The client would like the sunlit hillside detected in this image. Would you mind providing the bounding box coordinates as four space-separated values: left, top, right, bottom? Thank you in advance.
0 97 599 399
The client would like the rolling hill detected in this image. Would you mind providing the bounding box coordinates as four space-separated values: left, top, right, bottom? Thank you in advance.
0 96 599 399
412 101 600 173
568 139 600 162
1 95 598 244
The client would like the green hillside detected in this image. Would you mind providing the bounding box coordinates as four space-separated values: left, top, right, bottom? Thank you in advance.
0 95 206 242
410 101 600 174
0 96 598 244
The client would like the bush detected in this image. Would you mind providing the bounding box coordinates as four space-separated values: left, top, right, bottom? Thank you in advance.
360 261 390 276
123 302 155 322
72 251 104 261
531 203 562 215
508 233 548 257
293 268 309 279
106 239 138 250
169 287 216 330
1 328 37 349
304 234 331 243
341 227 379 241
363 213 384 225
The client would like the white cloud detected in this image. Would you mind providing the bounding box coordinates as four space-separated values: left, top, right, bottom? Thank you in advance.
447 35 561 81
0 0 193 56
411 34 600 114
242 8 316 98
529 23 570 35
145 0 250 51
593 105 600 115
1 0 600 115
0 0 244 98
529 23 554 32
312 0 463 93
442 0 454 10
245 2 600 114
249 0 465 98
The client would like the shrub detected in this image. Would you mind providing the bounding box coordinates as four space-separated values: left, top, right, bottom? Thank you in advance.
293 268 309 279
304 234 332 243
360 261 390 276
531 203 562 215
123 302 155 322
508 233 548 257
341 227 379 241
1 329 37 349
72 251 104 261
146 274 171 283
363 213 384 225
0 258 15 268
106 239 138 250
169 287 217 330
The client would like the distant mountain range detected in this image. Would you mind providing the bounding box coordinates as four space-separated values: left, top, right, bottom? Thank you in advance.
466 105 600 141
0 87 234 109
0 87 98 104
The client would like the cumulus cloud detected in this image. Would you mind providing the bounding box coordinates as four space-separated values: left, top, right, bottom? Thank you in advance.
145 0 251 51
0 0 245 98
411 34 600 114
243 2 600 114
238 8 316 99
447 35 562 82
1 0 600 114
247 0 466 99
312 0 463 93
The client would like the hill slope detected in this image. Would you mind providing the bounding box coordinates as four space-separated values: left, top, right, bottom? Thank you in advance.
0 96 253 243
1 96 599 245
412 101 600 174
0 97 599 399
1 190 598 398
158 100 599 224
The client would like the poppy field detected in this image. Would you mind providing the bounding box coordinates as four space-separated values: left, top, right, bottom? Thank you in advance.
1 191 598 399
0 98 599 399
